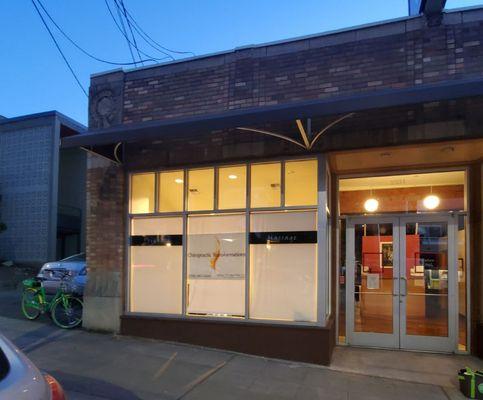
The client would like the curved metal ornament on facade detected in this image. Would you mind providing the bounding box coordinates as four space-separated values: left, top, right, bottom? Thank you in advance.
237 112 355 150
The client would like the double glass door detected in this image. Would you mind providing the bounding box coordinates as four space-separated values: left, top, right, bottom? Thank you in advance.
345 215 456 352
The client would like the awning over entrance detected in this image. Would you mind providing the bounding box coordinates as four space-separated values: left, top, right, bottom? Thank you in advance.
62 77 483 149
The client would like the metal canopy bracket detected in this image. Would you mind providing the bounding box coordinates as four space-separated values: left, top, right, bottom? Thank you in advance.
237 113 354 151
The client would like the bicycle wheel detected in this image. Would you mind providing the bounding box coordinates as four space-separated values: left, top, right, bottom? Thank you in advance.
21 288 41 320
51 296 83 329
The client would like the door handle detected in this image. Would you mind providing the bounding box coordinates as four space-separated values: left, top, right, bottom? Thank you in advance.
392 277 399 296
400 277 407 296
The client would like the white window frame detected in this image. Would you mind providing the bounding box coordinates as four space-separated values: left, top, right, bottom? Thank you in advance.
125 155 331 327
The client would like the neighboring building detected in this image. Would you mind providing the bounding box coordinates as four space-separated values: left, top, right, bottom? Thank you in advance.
0 111 86 264
64 6 483 365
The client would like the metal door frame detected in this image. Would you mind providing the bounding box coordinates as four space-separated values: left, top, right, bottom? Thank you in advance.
345 216 400 348
399 214 456 352
346 213 457 352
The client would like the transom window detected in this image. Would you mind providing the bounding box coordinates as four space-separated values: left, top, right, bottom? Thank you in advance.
130 159 318 214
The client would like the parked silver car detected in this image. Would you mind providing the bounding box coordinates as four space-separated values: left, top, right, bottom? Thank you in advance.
0 332 65 399
37 253 86 296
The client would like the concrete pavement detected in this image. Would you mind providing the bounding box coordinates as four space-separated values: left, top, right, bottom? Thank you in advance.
0 289 477 399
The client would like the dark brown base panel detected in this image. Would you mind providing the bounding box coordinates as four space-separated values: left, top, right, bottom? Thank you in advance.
476 323 483 359
121 315 335 365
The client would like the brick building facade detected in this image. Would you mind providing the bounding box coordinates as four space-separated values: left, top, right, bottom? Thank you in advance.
65 7 483 364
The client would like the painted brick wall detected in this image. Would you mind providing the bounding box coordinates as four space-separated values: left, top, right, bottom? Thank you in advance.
111 13 483 126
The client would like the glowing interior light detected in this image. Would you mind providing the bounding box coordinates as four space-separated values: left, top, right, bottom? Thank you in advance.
174 178 183 184
165 242 172 247
423 194 440 210
228 174 238 180
364 198 379 213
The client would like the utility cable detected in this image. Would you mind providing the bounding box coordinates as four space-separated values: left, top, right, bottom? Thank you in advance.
114 0 136 65
34 0 159 66
116 0 195 57
31 0 87 97
104 0 168 63
118 0 144 66
113 0 174 61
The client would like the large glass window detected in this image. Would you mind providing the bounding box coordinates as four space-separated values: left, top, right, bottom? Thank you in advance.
131 173 155 214
285 159 317 206
218 165 247 209
249 211 317 322
187 214 246 317
158 171 184 212
130 217 183 314
188 168 214 211
250 163 281 208
128 159 320 323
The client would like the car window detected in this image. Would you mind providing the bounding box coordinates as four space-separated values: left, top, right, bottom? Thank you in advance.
61 253 86 262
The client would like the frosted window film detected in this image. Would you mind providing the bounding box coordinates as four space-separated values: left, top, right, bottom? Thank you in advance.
187 214 246 317
249 211 317 322
130 217 183 314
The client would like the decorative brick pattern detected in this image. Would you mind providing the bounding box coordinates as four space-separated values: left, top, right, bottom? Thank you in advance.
102 17 483 127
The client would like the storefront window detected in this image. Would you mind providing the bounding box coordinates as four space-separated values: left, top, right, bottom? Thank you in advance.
285 159 317 206
250 163 281 208
218 165 247 209
188 168 214 211
128 159 321 324
158 170 184 212
131 173 155 214
130 217 183 314
249 211 317 322
187 214 246 317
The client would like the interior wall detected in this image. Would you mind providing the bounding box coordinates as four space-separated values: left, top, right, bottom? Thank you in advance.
340 185 464 215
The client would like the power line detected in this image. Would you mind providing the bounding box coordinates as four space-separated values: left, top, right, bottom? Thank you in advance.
111 0 173 61
118 0 144 66
114 0 137 65
34 0 160 66
116 1 195 57
31 0 87 97
104 0 169 62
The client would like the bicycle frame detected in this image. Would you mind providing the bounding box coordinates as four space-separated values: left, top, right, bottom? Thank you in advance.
27 284 72 313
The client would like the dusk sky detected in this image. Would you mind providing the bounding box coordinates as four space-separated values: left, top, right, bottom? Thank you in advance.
1 0 482 125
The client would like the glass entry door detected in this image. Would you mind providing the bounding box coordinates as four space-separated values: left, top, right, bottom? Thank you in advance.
346 215 456 352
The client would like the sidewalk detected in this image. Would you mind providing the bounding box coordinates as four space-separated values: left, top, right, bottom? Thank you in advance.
0 306 478 399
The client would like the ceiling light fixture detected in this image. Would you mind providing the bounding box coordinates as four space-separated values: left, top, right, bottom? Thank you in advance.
423 186 440 210
228 174 238 180
364 189 379 213
423 194 440 210
364 198 379 213
174 178 183 184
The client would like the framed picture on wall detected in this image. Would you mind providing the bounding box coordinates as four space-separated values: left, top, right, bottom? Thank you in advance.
380 242 393 268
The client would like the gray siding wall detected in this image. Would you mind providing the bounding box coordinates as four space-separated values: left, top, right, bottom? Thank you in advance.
58 147 87 253
0 124 56 263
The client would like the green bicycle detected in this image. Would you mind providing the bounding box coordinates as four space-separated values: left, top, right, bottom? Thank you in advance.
21 272 83 329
